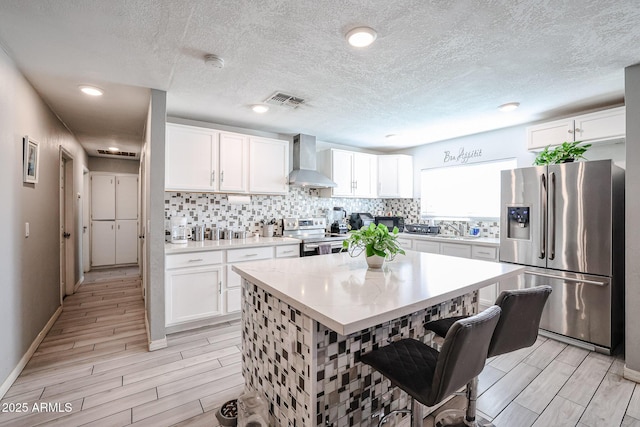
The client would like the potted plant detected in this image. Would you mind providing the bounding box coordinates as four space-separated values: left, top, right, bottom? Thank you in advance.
533 141 592 165
342 223 405 269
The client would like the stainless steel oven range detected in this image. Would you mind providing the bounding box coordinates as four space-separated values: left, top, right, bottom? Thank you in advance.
282 217 348 257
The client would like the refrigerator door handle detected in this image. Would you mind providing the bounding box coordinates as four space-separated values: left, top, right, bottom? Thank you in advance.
524 271 606 287
549 172 556 260
539 173 547 259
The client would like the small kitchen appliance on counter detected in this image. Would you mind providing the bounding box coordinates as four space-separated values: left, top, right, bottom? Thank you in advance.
329 207 348 234
349 212 374 230
170 217 191 244
374 216 405 231
282 217 348 256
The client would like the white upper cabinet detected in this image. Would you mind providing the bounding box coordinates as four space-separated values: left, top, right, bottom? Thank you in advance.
165 123 218 191
527 106 625 150
219 132 249 192
91 174 115 220
249 137 289 194
115 175 138 219
321 149 377 198
377 155 413 198
165 123 289 195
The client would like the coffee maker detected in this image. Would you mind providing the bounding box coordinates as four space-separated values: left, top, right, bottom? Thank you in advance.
170 217 191 244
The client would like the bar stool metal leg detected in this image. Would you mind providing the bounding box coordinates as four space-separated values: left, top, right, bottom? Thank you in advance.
376 397 422 427
434 378 494 427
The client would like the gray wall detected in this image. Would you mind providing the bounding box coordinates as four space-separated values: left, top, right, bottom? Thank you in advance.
625 64 640 375
0 45 87 390
88 157 140 174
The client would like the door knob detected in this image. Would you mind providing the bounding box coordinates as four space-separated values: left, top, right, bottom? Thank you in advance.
63 232 71 238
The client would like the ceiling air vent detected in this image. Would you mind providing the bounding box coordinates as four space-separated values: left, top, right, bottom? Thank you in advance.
96 149 138 158
264 92 305 109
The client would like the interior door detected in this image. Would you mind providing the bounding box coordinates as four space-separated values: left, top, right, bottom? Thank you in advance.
547 161 612 275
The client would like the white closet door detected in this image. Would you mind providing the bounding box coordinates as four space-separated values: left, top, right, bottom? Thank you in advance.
91 221 115 266
115 220 138 264
116 175 138 220
91 175 115 220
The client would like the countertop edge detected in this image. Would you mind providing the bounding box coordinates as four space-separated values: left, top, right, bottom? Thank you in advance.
165 237 301 254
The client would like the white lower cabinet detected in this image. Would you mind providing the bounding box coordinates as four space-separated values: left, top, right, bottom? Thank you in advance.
225 246 275 315
165 264 222 326
411 237 499 309
414 240 440 254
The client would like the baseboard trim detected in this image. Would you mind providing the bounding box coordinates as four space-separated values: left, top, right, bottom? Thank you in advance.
624 365 640 383
74 277 83 292
0 305 63 399
145 312 167 351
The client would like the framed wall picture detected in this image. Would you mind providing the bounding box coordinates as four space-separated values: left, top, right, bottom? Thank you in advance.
23 135 39 184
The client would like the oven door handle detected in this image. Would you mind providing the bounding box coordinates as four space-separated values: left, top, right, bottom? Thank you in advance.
304 243 343 250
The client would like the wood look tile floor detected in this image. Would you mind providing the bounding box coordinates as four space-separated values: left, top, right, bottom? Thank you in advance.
1 273 638 426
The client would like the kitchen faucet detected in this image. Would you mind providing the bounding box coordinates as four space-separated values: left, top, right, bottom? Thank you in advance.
442 222 465 236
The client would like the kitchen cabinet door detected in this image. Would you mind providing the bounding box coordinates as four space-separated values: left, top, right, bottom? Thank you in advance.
527 118 573 150
91 175 115 220
115 220 138 264
352 152 377 198
378 155 413 198
165 266 222 326
116 175 138 220
574 106 625 143
91 221 116 266
165 124 218 191
219 132 248 192
331 150 354 196
249 137 289 194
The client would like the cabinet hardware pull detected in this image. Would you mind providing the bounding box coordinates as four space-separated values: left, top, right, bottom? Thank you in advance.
575 128 581 133
188 258 204 262
221 171 224 183
477 251 491 255
245 253 258 257
281 250 293 253
211 170 215 184
568 129 574 134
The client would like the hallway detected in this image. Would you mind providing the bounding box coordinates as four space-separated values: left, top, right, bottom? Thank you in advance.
0 274 243 426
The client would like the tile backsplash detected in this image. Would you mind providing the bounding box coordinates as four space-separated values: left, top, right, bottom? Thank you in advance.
164 188 499 238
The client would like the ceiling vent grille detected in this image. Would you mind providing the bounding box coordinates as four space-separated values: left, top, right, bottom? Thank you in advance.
264 92 305 109
97 149 138 158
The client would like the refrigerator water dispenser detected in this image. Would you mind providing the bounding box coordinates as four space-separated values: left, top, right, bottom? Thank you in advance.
507 206 530 240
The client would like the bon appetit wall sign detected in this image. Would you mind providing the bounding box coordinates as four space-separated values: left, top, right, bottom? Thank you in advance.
443 147 483 164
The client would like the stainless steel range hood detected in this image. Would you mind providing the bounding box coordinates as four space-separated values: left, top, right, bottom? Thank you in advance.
288 134 336 188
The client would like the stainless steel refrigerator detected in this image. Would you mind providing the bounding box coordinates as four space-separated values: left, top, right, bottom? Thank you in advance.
499 159 624 354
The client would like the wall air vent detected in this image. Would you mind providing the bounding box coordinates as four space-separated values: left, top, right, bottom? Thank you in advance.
264 92 305 109
96 149 138 158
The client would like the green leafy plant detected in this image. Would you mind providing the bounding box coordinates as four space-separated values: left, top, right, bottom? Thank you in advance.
533 141 592 166
342 223 406 260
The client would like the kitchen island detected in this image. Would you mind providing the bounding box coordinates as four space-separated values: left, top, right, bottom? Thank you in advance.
233 250 524 427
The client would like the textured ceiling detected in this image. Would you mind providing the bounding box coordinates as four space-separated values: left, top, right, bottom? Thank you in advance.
0 0 638 156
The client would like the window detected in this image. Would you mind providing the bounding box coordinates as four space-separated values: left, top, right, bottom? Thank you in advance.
420 158 517 219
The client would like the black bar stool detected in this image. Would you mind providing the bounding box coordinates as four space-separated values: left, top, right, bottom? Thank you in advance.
426 285 552 426
360 305 502 427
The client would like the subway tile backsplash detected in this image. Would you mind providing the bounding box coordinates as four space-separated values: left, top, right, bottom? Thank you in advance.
164 188 499 238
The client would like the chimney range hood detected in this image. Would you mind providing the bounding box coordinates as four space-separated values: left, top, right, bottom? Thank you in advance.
288 134 336 188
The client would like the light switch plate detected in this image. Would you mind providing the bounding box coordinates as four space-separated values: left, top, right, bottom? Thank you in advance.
25 222 29 237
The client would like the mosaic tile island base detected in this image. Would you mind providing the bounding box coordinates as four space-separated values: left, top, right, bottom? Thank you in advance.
235 251 524 426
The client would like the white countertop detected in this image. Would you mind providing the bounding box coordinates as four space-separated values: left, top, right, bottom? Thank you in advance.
399 232 500 246
165 236 301 254
233 250 523 335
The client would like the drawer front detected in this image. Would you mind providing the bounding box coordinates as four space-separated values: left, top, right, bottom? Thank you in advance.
396 237 413 250
227 246 273 263
166 250 223 269
441 242 472 259
472 245 498 261
414 240 440 254
276 244 300 258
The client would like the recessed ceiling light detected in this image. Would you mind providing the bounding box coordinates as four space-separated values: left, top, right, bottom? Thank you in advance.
251 104 269 114
498 102 520 112
79 85 104 96
346 27 377 48
107 147 120 152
